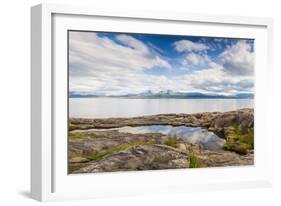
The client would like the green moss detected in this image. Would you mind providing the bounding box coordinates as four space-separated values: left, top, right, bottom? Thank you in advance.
244 129 254 149
164 136 177 148
84 142 145 160
189 153 201 168
223 127 254 155
223 142 249 155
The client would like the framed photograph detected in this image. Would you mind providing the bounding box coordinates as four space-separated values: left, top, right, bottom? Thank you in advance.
31 3 274 201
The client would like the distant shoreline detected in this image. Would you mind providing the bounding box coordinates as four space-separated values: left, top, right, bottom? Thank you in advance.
69 96 254 99
69 91 254 99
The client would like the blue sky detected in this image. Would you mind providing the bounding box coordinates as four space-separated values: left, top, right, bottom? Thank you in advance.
69 31 254 96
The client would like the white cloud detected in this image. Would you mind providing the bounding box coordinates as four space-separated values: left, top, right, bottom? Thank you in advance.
173 62 254 94
69 32 254 96
183 52 210 66
115 34 150 55
69 32 171 75
173 40 209 52
172 39 254 94
69 32 172 94
220 40 254 76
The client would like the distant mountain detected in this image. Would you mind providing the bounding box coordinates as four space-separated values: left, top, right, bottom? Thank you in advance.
69 92 99 98
112 91 254 99
69 90 254 99
234 93 254 99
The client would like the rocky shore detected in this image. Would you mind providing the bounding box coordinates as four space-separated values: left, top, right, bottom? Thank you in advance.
68 108 254 174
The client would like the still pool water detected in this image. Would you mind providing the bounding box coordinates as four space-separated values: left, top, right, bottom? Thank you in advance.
74 125 225 151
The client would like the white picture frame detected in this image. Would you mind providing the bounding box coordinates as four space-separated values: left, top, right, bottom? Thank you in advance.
31 3 274 202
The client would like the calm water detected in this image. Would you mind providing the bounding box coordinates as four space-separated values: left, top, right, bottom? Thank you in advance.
73 125 225 151
69 97 253 118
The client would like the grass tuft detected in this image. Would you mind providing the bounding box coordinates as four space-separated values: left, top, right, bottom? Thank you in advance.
164 136 177 148
189 153 201 168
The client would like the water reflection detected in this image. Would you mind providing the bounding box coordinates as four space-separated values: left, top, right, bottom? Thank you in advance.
118 125 225 151
77 125 225 151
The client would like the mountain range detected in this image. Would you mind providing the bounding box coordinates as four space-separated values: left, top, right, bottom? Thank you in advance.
69 90 254 99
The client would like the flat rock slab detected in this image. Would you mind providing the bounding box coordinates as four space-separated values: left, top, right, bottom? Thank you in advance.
72 144 253 174
68 109 254 173
70 108 254 139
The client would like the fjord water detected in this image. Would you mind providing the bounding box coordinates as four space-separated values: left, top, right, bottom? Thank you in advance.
69 97 254 118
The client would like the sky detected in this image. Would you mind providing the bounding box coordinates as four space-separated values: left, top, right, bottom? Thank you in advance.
69 31 254 96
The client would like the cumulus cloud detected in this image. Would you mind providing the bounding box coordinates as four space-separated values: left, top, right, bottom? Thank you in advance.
183 52 210 66
69 32 254 96
116 34 150 55
69 31 171 94
173 40 211 68
69 32 170 75
172 39 254 94
220 40 254 76
173 62 254 95
174 40 209 52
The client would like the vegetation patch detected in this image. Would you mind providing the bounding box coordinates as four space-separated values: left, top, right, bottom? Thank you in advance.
83 142 145 160
223 127 254 155
164 136 177 148
189 153 201 168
